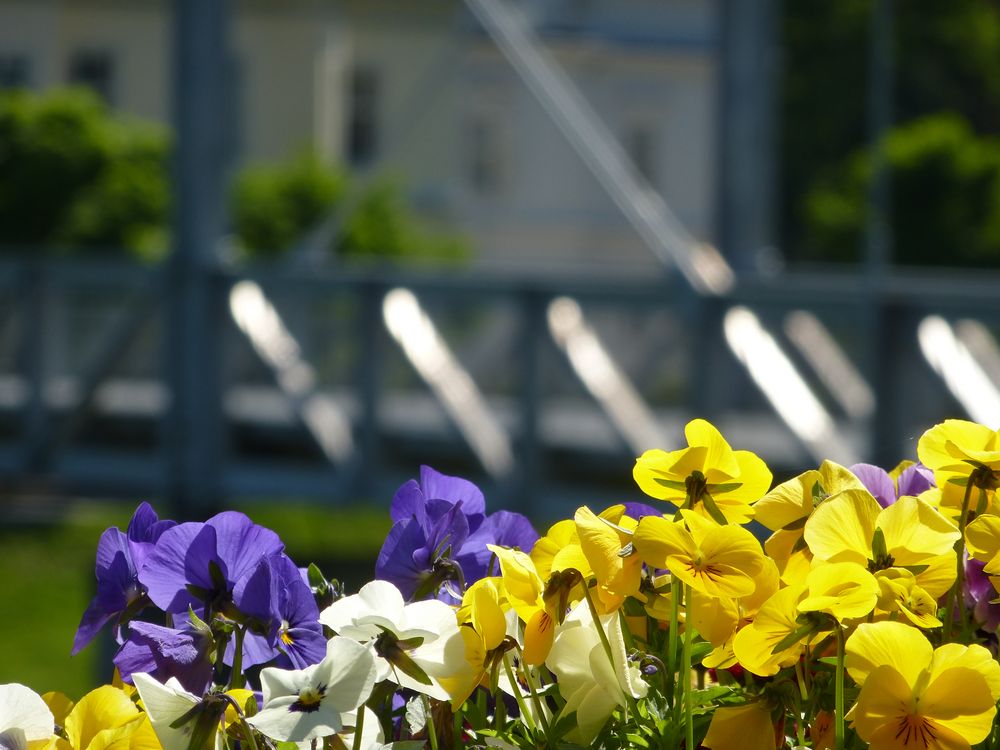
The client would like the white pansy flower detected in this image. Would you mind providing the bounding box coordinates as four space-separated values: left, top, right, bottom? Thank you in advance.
0 684 54 750
320 580 467 703
545 599 648 744
132 674 205 750
247 636 376 743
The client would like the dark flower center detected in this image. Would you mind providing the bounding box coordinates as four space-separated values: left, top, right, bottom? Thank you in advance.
290 684 326 713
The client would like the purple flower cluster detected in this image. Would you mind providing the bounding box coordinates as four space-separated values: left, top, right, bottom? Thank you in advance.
76 467 539 693
375 466 538 602
850 461 935 508
77 505 326 692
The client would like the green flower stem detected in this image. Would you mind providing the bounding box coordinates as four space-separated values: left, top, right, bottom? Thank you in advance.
944 480 975 641
835 625 846 750
519 649 552 738
667 577 680 709
425 695 439 750
218 694 260 750
228 626 245 691
794 658 809 702
583 582 640 720
352 702 365 750
583 582 617 674
502 654 537 734
683 584 694 750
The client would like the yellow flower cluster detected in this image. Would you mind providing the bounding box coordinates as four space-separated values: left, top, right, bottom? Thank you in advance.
479 418 1000 750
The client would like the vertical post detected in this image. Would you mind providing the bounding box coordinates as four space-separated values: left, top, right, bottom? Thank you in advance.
20 261 47 473
717 0 777 273
865 0 893 464
164 0 230 518
356 279 384 499
865 0 893 276
517 289 544 515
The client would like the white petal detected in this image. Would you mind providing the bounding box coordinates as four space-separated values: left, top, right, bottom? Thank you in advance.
247 696 342 742
132 673 201 750
322 637 378 713
0 684 53 741
260 662 322 705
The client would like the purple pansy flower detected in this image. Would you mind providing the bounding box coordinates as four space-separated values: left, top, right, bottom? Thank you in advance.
73 502 176 655
114 617 214 695
965 555 1000 633
138 510 284 616
376 467 538 601
231 552 327 670
850 462 936 508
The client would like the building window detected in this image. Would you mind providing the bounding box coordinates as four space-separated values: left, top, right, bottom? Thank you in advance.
346 65 378 166
0 54 30 90
466 115 502 195
68 49 115 104
624 124 658 187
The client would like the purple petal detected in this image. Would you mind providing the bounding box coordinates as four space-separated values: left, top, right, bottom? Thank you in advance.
390 480 427 525
276 624 327 669
127 502 172 543
233 557 278 624
376 520 431 599
419 503 470 569
227 629 277 670
72 600 116 656
897 463 936 497
850 463 897 508
457 511 538 585
206 511 284 586
115 620 213 695
623 502 661 519
139 523 219 613
419 466 486 518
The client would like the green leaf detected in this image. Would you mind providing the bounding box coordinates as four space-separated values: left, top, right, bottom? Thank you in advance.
700 490 729 525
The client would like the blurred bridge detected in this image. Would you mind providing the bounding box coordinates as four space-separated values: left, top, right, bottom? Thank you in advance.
2 255 1000 523
3 0 996 522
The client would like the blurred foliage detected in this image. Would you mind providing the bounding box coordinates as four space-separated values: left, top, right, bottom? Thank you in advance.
0 88 170 259
230 153 346 259
231 155 468 265
781 0 1000 266
0 88 467 265
805 114 1000 266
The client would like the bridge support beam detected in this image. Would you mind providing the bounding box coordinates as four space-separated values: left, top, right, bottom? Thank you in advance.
164 0 231 517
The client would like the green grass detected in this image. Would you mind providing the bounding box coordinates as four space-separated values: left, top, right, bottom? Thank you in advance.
0 500 390 698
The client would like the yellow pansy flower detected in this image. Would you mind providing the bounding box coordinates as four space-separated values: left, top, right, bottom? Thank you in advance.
846 621 1000 750
530 519 592 583
798 560 880 622
633 418 772 525
919 419 1000 513
873 568 940 628
44 685 153 750
691 558 780 669
441 577 511 706
733 584 830 676
574 505 643 613
702 702 777 750
804 489 959 598
632 510 766 599
754 460 864 584
489 544 580 665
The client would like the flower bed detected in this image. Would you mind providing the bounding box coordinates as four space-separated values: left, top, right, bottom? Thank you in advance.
5 417 1000 750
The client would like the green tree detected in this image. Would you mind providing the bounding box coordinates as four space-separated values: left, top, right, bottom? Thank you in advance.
231 156 468 265
780 0 1000 265
0 88 170 258
805 114 1000 267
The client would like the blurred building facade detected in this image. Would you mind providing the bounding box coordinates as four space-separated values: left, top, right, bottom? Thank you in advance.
0 0 719 273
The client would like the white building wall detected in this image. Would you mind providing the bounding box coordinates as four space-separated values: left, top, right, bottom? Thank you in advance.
0 0 719 276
